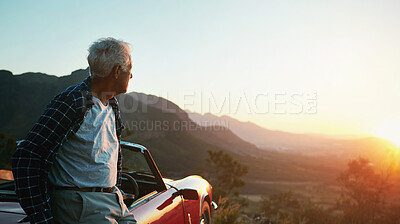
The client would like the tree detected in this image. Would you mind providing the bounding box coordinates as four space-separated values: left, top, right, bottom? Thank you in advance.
203 150 248 199
336 157 392 224
201 150 248 224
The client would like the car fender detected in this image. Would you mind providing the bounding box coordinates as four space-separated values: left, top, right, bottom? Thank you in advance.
165 175 212 223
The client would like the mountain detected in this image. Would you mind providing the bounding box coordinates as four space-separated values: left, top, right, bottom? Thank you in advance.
187 112 391 160
187 112 335 151
116 93 345 183
118 92 263 157
0 69 89 139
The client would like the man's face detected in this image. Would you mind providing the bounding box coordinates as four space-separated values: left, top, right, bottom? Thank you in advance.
115 64 132 95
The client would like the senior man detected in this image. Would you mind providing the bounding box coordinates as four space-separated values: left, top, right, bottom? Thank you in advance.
12 38 136 224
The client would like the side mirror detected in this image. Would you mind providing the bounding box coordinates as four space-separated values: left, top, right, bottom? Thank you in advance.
173 189 199 200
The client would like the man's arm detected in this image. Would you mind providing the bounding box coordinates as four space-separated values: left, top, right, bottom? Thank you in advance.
12 93 78 224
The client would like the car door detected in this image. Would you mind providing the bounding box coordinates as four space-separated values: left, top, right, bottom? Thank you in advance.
129 187 185 224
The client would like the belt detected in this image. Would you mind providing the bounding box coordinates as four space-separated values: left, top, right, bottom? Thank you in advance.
54 186 115 193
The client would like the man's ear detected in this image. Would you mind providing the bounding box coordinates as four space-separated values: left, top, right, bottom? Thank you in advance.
111 65 120 79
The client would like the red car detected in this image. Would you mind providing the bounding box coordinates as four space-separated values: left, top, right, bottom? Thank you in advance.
0 141 217 224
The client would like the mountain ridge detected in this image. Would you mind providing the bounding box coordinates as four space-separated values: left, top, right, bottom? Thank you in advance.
187 111 391 160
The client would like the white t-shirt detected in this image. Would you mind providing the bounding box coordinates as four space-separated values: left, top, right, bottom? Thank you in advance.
48 97 119 188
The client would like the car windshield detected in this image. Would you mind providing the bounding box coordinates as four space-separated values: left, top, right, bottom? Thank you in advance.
121 146 153 176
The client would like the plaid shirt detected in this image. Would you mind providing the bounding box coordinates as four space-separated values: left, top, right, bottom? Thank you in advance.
11 77 124 224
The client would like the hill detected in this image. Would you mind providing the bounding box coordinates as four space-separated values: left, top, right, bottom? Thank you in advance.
0 69 90 139
188 112 392 161
187 112 334 151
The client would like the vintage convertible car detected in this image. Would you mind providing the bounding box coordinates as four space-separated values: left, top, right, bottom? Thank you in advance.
0 141 217 224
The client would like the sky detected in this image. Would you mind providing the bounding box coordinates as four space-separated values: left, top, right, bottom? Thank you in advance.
1 0 400 138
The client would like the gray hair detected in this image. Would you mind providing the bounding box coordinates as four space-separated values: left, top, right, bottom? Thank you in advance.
87 37 132 77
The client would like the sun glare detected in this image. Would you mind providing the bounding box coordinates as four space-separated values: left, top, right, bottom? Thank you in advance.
376 117 400 147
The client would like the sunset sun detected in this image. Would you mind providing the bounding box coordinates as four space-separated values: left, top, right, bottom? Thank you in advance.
376 118 400 147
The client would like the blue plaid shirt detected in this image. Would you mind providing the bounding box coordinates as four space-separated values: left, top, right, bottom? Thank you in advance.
12 77 124 224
